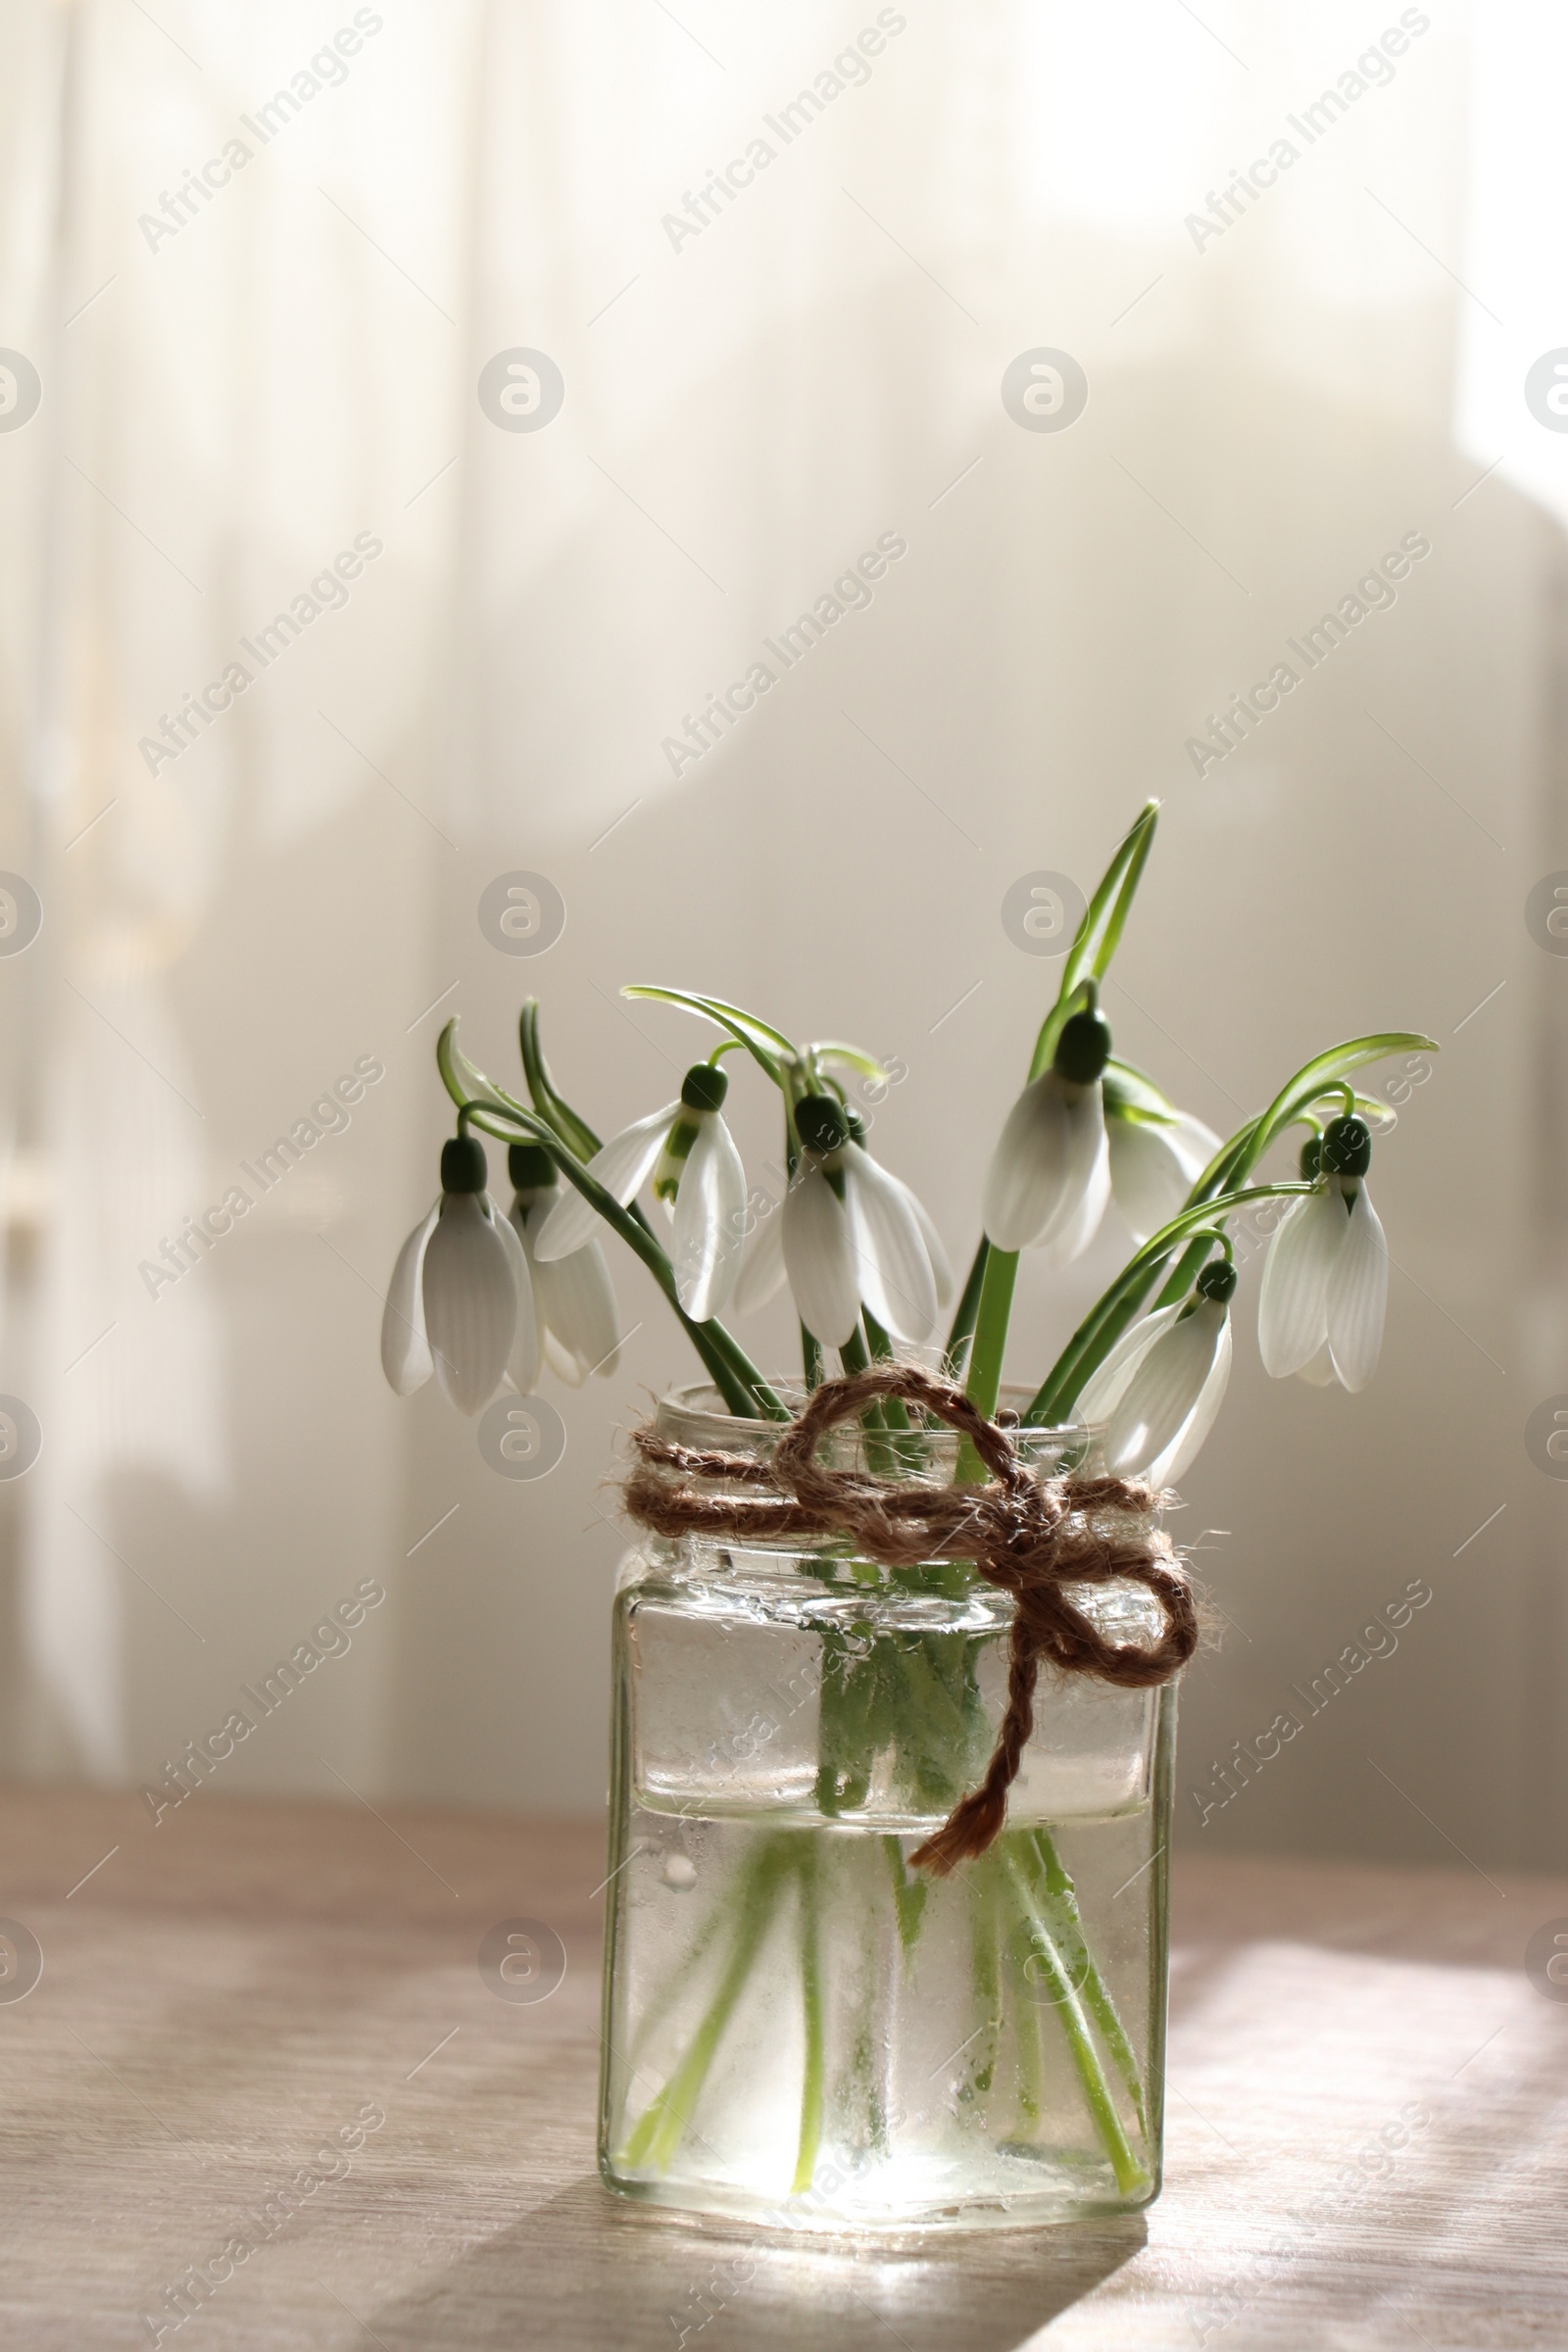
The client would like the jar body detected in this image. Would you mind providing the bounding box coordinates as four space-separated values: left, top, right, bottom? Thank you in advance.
598 1405 1174 2234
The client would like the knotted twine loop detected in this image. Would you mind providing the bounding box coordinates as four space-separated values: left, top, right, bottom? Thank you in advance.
621 1362 1197 1876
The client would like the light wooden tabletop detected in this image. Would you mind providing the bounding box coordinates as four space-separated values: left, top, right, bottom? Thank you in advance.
0 1787 1562 2351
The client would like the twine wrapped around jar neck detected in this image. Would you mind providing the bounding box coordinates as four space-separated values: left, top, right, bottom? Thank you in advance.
621 1362 1198 1875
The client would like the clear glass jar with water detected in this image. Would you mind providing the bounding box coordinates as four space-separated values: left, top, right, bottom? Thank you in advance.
598 1386 1175 2234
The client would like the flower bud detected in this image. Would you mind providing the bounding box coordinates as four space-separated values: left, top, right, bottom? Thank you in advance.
681 1063 729 1113
1298 1133 1322 1182
509 1143 556 1191
1054 1011 1112 1086
1195 1258 1237 1304
441 1135 488 1194
1321 1113 1371 1179
795 1094 848 1154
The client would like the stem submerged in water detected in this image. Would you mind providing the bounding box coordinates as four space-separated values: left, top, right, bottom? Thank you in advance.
1000 1844 1149 2198
791 1845 825 2194
618 1838 792 2172
1027 1827 1148 2135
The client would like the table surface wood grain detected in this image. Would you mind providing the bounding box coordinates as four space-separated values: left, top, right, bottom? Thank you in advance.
0 1786 1562 2351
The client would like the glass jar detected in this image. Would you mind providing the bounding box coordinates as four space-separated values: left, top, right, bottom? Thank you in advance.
598 1385 1175 2235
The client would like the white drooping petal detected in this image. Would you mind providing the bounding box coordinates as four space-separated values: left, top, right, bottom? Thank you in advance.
421 1193 518 1414
670 1111 747 1321
531 1103 679 1261
1155 1309 1233 1486
843 1146 938 1344
380 1200 439 1394
523 1198 622 1382
983 1070 1073 1250
1172 1111 1223 1177
1039 1100 1111 1267
1075 1301 1186 1427
1102 1298 1229 1479
902 1179 955 1308
1106 1114 1214 1246
782 1157 860 1348
733 1203 788 1313
1257 1186 1342 1379
1326 1184 1388 1394
1296 1340 1338 1388
497 1199 540 1394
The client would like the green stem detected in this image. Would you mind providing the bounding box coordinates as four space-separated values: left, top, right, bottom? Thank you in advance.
1011 1937 1046 2127
1028 1829 1147 2135
619 1839 791 2172
1001 1848 1148 2196
621 1865 737 2085
966 1857 1004 2100
861 1311 912 1429
943 1238 989 1376
956 1245 1018 1481
791 1846 825 2195
863 1310 930 1474
840 1321 901 1469
881 1835 928 1957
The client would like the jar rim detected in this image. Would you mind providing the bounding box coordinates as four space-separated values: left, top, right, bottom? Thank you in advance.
653 1380 1092 1472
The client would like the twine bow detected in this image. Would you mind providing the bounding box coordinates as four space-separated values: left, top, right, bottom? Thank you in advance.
621 1362 1197 1875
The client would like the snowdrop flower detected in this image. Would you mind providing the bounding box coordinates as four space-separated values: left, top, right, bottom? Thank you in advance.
778 1096 943 1348
1257 1115 1387 1393
1105 1107 1221 1246
1077 1259 1236 1486
533 1064 746 1322
983 1011 1110 1264
381 1135 518 1415
506 1145 622 1386
736 1125 954 1327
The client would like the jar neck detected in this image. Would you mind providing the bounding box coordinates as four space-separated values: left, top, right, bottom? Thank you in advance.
640 1382 1094 1560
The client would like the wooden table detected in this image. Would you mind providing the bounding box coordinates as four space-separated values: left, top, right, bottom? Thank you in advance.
0 1788 1562 2350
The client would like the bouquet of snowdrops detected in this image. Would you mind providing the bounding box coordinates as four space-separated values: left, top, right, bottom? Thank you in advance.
381 800 1429 1462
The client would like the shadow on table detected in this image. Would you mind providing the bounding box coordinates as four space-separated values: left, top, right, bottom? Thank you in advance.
368 2176 1145 2349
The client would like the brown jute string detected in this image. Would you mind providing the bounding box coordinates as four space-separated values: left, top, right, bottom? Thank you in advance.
620 1362 1197 1876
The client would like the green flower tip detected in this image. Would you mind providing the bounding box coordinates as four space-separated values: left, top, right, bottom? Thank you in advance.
681 1062 729 1112
441 1135 488 1194
796 1093 848 1154
509 1142 557 1191
1054 1010 1112 1086
1321 1112 1372 1179
1196 1258 1238 1304
1298 1133 1323 1181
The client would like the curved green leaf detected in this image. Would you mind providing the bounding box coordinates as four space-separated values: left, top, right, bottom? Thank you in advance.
621 987 789 1085
437 1019 531 1128
518 1000 601 1159
1250 1032 1438 1161
1028 801 1160 1080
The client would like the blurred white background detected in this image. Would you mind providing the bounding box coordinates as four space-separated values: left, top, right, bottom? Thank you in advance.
1 0 1565 1869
